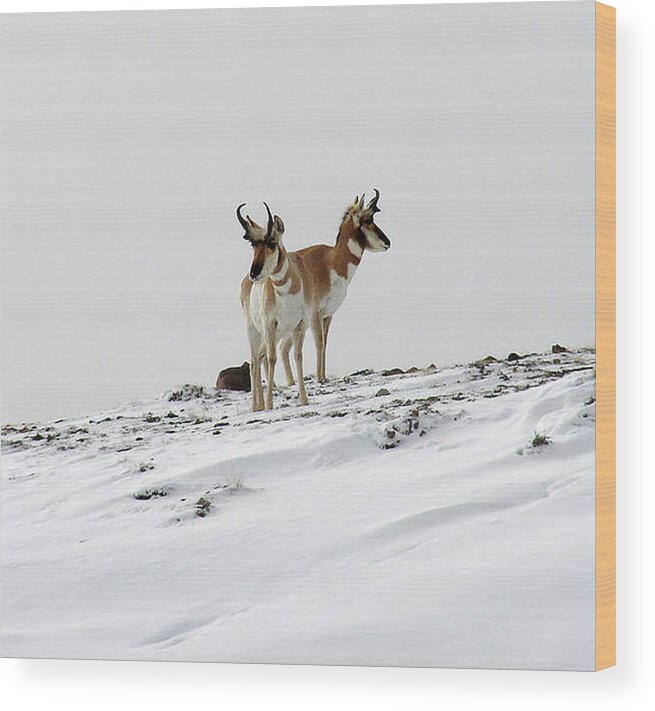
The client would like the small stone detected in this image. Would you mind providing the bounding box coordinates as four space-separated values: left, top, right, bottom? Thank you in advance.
375 388 390 397
507 352 521 362
551 344 568 354
381 367 404 377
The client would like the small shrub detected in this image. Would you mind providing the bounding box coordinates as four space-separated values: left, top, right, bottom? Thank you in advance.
195 497 212 517
531 432 551 448
226 475 245 492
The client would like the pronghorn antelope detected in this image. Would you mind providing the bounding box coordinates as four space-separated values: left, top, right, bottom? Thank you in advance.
238 202 314 412
283 190 391 383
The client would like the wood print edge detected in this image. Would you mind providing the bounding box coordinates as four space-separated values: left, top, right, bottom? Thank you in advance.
595 0 616 672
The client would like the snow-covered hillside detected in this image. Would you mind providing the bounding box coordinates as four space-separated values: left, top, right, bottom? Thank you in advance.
1 349 596 670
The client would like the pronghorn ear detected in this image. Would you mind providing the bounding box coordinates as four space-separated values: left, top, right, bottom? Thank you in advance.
273 215 285 235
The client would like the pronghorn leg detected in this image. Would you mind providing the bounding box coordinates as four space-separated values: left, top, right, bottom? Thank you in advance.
264 326 277 410
248 328 265 412
253 351 265 411
310 311 324 383
320 315 332 383
293 322 308 406
263 354 282 392
281 337 295 386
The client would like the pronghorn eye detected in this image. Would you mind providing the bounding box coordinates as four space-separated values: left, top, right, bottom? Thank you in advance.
266 241 276 250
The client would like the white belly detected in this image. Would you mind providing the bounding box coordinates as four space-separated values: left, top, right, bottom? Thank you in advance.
319 267 354 317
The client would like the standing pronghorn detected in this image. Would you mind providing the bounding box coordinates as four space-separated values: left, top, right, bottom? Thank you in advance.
238 202 314 411
285 190 391 383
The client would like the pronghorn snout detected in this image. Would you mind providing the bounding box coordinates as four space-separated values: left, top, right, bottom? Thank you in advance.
363 223 391 252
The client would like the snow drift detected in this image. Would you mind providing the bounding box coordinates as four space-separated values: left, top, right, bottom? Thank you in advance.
1 349 596 670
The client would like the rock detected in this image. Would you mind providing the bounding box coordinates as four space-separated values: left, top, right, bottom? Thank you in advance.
406 366 420 373
215 362 251 391
375 388 390 397
551 344 568 354
507 352 522 362
381 367 404 377
478 355 498 365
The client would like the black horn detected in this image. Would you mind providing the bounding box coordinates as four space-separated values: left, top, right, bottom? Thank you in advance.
236 203 250 232
263 201 274 236
368 188 381 213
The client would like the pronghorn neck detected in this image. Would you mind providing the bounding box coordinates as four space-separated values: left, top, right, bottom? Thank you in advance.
333 218 364 281
269 247 298 295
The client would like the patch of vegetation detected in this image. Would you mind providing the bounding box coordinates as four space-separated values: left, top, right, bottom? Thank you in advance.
531 432 551 448
138 460 155 473
195 497 212 517
168 384 209 402
226 475 245 492
133 487 168 500
143 413 161 423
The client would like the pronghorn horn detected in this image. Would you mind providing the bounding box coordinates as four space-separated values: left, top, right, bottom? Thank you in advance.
263 201 274 237
367 188 381 213
236 203 250 232
359 193 365 207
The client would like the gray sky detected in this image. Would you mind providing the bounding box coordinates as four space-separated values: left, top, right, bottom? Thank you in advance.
1 2 596 423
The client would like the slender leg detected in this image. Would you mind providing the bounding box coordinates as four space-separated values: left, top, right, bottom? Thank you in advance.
248 327 265 412
281 338 295 386
310 311 324 383
321 315 332 383
252 351 265 411
293 322 309 406
264 325 277 410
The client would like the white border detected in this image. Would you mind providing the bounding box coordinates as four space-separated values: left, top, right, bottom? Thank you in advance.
1 0 654 708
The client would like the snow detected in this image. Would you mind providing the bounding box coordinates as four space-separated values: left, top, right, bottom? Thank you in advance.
0 349 596 670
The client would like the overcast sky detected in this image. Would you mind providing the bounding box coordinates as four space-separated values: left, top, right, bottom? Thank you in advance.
1 2 595 423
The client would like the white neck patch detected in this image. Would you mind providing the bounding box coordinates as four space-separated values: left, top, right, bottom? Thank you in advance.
347 238 363 259
272 255 289 280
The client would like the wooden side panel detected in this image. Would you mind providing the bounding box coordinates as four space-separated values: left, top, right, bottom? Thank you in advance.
595 1 616 672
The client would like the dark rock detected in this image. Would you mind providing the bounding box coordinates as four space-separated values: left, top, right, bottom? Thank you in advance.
215 362 251 392
507 352 522 361
551 344 568 354
375 388 390 397
381 367 405 377
133 488 167 500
